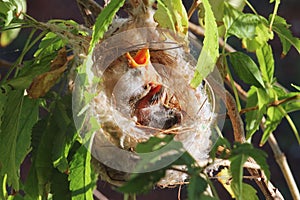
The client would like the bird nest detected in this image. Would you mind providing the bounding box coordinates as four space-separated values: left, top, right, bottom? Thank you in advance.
72 12 225 188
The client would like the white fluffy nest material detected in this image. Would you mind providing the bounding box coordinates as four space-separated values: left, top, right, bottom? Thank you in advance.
85 2 217 187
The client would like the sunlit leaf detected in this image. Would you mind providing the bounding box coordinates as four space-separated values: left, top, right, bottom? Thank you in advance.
291 84 300 92
227 0 246 11
89 0 125 52
223 2 242 30
270 15 300 55
154 0 188 35
0 28 21 47
216 168 235 198
242 22 273 52
69 145 96 200
227 14 261 39
256 44 275 84
0 0 26 46
229 52 265 88
208 0 224 23
0 174 8 200
190 0 219 88
34 32 66 58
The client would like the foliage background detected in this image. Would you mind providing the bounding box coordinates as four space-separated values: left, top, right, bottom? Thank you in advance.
0 0 299 199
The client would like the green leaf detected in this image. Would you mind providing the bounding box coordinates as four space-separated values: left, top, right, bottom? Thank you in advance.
0 91 38 190
223 2 242 30
135 138 184 175
0 174 8 200
229 151 247 197
291 84 300 92
118 169 166 194
154 0 188 35
52 97 77 173
69 145 95 200
261 107 284 145
242 22 273 52
231 182 258 200
256 44 275 84
273 86 300 114
208 0 224 23
24 100 68 198
187 175 208 200
136 135 174 153
17 97 39 160
0 0 26 46
0 1 14 25
120 136 189 194
89 0 125 52
34 32 66 58
227 0 246 11
0 92 8 133
229 52 265 88
190 0 219 88
0 28 21 47
227 14 261 39
245 87 269 139
271 15 300 55
230 143 269 198
50 169 71 200
7 54 56 90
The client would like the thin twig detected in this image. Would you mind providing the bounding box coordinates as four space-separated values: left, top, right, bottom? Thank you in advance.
76 0 103 27
226 90 282 199
225 91 246 143
187 0 201 20
240 94 300 115
93 189 109 200
188 22 236 53
190 21 298 199
0 59 13 68
262 121 300 200
226 73 299 199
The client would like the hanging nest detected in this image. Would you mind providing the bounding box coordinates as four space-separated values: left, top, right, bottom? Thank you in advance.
74 0 224 188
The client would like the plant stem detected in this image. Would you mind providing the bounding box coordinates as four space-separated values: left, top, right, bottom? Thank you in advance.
266 132 300 200
124 193 136 200
188 21 292 200
188 0 201 20
278 106 300 144
269 0 281 30
245 0 258 15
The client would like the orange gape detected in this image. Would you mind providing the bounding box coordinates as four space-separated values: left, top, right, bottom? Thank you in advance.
126 48 150 68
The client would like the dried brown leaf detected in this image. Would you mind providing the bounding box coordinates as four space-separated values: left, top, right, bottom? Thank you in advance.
27 48 68 99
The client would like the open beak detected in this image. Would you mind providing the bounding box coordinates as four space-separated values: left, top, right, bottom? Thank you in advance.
126 48 150 68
